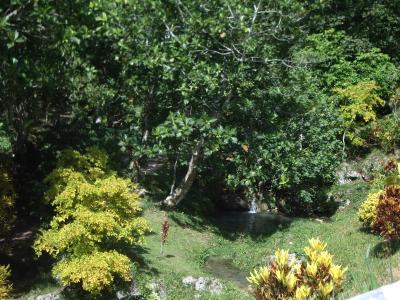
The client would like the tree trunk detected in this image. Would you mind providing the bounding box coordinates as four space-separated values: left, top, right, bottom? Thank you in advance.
162 141 203 207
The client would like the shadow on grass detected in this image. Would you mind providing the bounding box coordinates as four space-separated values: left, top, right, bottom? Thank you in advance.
372 239 400 258
120 231 161 277
167 207 292 242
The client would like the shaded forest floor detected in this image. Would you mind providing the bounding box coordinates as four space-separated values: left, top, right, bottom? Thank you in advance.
13 180 400 299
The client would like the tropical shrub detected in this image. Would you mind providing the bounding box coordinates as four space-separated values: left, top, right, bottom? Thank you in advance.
358 159 400 229
358 190 383 228
373 185 400 240
247 238 347 300
34 148 150 294
0 265 12 300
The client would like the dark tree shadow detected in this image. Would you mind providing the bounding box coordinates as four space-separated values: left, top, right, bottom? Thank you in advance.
0 221 58 298
168 208 292 242
372 239 400 258
117 230 160 277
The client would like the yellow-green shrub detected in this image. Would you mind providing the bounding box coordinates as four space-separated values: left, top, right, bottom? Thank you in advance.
247 238 347 300
34 148 150 294
53 251 131 294
334 81 385 146
0 265 12 300
358 190 383 228
0 162 15 236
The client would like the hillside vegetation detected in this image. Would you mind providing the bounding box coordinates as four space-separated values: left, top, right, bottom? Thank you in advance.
1 1 400 299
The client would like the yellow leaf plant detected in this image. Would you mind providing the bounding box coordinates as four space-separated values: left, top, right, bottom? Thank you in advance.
34 148 150 294
247 238 347 300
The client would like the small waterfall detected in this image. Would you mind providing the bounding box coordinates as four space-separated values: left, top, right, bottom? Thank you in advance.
248 199 258 214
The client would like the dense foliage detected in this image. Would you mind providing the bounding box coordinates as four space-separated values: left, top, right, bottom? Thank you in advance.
1 0 399 214
34 148 149 293
247 238 347 300
0 0 359 213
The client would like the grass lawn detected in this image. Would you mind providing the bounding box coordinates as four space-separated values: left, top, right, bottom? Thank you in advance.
15 180 400 299
139 180 400 299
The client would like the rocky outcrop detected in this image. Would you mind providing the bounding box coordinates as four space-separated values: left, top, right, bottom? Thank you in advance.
336 162 364 184
336 149 400 185
182 276 224 295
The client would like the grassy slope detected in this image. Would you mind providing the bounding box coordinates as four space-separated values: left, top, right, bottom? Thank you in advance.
17 181 400 299
140 207 250 300
141 181 400 299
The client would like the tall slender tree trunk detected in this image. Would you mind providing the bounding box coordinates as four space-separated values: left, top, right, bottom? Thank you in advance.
162 140 203 207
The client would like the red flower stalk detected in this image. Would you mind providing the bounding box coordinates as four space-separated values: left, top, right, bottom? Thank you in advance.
160 215 169 255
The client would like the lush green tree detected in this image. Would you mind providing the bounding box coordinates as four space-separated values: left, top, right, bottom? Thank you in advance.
0 124 11 154
334 81 385 146
293 30 398 95
111 0 344 211
225 68 342 213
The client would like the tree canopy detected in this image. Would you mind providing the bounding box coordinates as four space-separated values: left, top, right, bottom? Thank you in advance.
1 0 399 214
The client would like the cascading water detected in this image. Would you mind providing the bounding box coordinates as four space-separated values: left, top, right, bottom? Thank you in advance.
247 199 258 232
248 199 258 214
